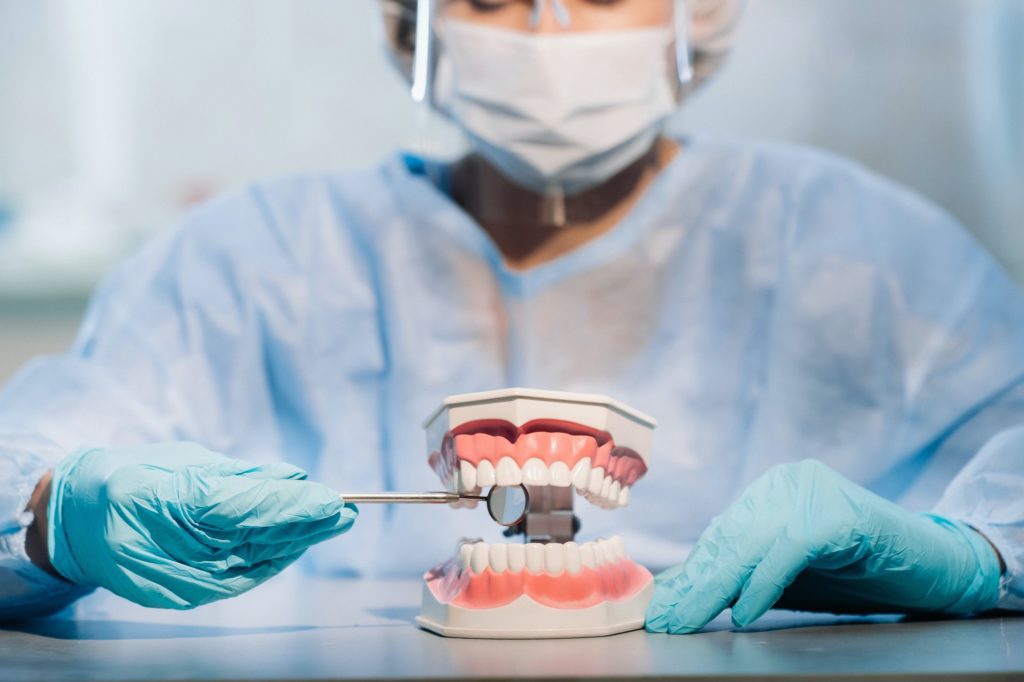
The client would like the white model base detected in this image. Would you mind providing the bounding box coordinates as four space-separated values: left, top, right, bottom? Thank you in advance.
416 580 654 639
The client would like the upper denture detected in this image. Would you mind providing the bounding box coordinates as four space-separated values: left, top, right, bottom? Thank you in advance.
427 419 648 508
448 420 645 475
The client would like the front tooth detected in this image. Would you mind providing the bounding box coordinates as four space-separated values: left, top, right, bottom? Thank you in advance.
549 461 571 487
522 458 550 486
526 543 545 573
588 467 605 496
564 542 582 575
571 457 591 491
610 536 626 560
471 542 490 575
593 541 607 566
507 543 526 573
601 537 622 561
460 461 477 491
544 543 565 575
476 460 496 487
579 542 597 570
490 543 509 573
600 475 612 500
459 543 474 571
609 480 622 507
496 457 522 485
618 486 630 507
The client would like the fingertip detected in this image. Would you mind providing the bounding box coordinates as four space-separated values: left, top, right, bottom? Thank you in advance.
731 590 772 629
668 626 699 635
665 590 720 635
666 615 704 635
645 606 672 632
337 507 359 530
644 620 668 634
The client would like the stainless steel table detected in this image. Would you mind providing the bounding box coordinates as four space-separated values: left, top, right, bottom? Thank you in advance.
2 575 1021 681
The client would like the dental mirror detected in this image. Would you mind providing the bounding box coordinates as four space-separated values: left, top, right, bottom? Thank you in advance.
485 484 530 527
341 484 531 527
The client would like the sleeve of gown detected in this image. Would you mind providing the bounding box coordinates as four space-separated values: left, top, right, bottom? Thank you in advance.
783 146 1024 612
0 185 309 619
935 425 1024 610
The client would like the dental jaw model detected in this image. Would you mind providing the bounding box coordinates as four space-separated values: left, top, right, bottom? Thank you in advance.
419 388 657 639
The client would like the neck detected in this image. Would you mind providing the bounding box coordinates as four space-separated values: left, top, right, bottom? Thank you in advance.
451 137 680 271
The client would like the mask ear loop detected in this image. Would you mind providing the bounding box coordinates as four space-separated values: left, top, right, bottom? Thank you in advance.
411 0 436 104
530 0 572 29
408 0 454 192
675 0 695 95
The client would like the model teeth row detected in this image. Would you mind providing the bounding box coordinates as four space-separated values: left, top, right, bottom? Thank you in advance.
453 458 629 509
459 537 628 577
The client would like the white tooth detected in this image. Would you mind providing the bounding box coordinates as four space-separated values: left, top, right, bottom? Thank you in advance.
544 543 565 575
471 542 490 575
459 543 474 571
489 543 508 573
460 461 477 491
571 457 591 490
593 541 607 566
611 536 626 560
602 479 616 509
549 461 571 487
526 543 545 573
579 542 597 570
588 467 605 496
496 457 522 486
477 460 496 487
600 538 621 562
507 543 526 573
564 542 582 575
521 458 549 486
618 486 630 507
609 480 622 507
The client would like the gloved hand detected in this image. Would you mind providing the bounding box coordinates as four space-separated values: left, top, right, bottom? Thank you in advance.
645 459 1002 634
48 442 357 609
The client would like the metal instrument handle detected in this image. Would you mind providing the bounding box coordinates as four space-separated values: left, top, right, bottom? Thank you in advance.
340 492 486 504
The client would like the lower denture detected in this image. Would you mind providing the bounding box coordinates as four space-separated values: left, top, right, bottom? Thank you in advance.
428 558 652 610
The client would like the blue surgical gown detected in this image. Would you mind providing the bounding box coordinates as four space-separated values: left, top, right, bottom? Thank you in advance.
2 135 1023 619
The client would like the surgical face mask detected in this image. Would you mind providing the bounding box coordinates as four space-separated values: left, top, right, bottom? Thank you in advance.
433 18 678 197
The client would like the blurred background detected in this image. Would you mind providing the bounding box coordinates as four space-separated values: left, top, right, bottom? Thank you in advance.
0 0 1022 383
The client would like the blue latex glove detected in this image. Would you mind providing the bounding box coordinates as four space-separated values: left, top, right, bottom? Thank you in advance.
48 443 357 609
645 460 1003 634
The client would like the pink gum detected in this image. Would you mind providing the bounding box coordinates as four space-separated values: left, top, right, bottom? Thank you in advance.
456 431 603 469
429 431 647 488
426 559 653 610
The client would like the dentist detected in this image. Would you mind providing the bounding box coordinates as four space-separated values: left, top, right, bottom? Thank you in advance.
0 0 1020 632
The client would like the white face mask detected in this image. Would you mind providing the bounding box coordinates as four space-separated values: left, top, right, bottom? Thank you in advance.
434 19 679 196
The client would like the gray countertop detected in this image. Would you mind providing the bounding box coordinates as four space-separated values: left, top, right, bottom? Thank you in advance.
1 575 1021 682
